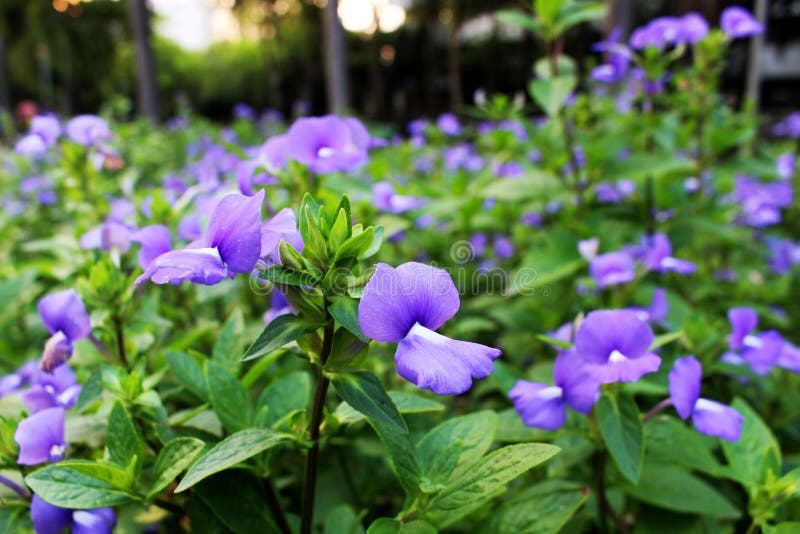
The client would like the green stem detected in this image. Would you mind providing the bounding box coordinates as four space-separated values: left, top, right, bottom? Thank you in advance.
300 318 335 534
113 315 130 370
264 478 293 534
594 450 629 534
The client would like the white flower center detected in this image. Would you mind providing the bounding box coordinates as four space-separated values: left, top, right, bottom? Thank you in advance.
538 386 564 400
49 444 66 461
609 349 627 363
693 398 722 413
317 146 335 158
407 322 445 344
743 335 763 349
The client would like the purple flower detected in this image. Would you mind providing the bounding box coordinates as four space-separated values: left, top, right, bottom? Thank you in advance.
726 307 787 375
639 233 696 274
669 356 743 441
734 176 792 227
509 350 601 430
678 13 709 44
260 208 303 261
30 115 61 146
373 182 425 214
38 290 91 372
766 237 800 274
79 220 134 253
436 113 461 136
590 252 636 288
720 6 763 38
65 115 112 146
258 134 290 173
521 211 543 227
574 310 661 383
22 364 82 413
407 119 428 137
137 191 264 286
15 407 67 465
131 225 172 270
263 290 294 324
284 116 370 174
31 495 116 534
773 113 800 138
494 235 514 259
14 135 48 158
777 153 795 180
630 17 682 50
358 263 501 395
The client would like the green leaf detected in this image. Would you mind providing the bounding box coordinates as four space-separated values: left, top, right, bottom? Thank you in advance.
106 401 143 473
480 170 562 201
765 523 800 534
324 503 365 534
335 391 444 426
334 226 375 263
25 461 136 509
212 308 245 367
194 470 281 534
596 393 643 484
175 428 290 492
332 371 407 433
645 417 731 479
254 371 311 429
74 369 103 413
722 398 781 487
530 75 577 117
623 463 740 519
329 296 369 342
360 226 383 259
205 360 253 433
508 259 585 296
553 1 606 34
425 443 560 527
328 207 352 252
416 411 497 488
332 371 420 494
496 9 543 34
260 264 319 286
165 351 208 401
242 314 321 361
649 330 684 351
148 437 206 498
481 482 589 533
536 334 572 349
366 518 436 534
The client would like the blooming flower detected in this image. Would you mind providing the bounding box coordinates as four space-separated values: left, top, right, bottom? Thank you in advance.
65 115 112 146
358 262 501 395
436 113 461 136
574 309 661 383
38 290 92 372
725 307 787 375
678 12 709 43
509 350 600 430
372 182 425 214
733 176 792 227
31 495 116 534
776 153 795 180
14 135 48 158
137 191 264 285
720 6 763 38
773 113 800 138
669 356 743 441
629 287 669 326
638 233 696 274
15 407 67 465
590 251 636 288
21 364 82 413
284 116 370 173
260 207 304 262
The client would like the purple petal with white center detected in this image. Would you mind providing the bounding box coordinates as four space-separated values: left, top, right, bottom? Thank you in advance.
668 356 702 419
134 248 228 286
14 134 47 158
658 257 697 274
691 398 743 441
205 190 264 274
394 323 500 395
358 262 460 342
553 350 600 414
31 495 73 534
72 508 116 534
509 380 566 430
37 290 91 342
728 307 758 350
132 225 172 270
65 115 112 146
589 252 635 288
22 386 60 413
584 352 661 383
742 330 784 375
15 407 66 465
574 309 655 365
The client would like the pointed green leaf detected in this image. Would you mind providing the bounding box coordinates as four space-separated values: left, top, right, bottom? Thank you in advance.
148 437 206 498
25 461 137 509
596 393 643 484
175 428 290 492
106 401 143 473
329 296 369 342
205 361 253 433
242 314 322 361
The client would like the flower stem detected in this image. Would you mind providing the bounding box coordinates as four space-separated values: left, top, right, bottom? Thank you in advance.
264 478 292 534
593 450 629 534
112 315 130 370
0 474 28 499
300 319 335 534
643 398 673 422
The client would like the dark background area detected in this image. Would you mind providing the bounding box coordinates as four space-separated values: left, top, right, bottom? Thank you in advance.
0 0 798 126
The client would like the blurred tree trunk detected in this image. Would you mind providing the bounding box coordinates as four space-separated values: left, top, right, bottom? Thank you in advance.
606 0 633 36
446 3 462 112
745 0 767 111
128 0 158 121
322 0 349 114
